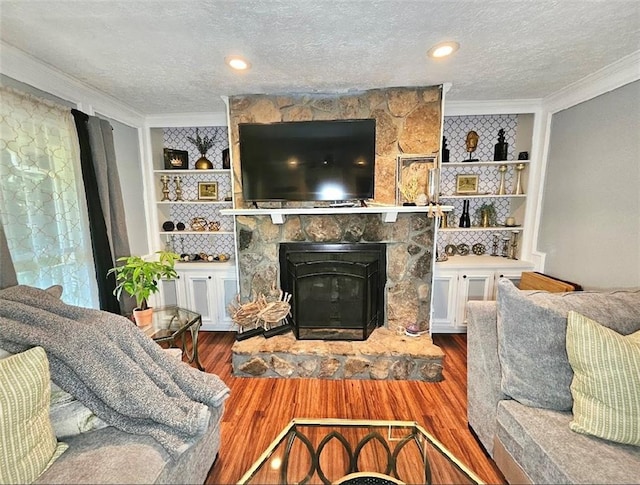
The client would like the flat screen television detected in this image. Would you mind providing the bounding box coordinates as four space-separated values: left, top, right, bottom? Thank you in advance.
239 119 376 202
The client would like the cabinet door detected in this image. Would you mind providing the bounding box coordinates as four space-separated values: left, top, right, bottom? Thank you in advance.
457 270 494 328
158 275 186 307
214 271 238 330
182 272 217 327
431 273 458 333
493 271 525 298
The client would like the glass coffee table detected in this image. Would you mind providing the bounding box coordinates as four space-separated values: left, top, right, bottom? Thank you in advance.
238 418 483 484
140 306 203 370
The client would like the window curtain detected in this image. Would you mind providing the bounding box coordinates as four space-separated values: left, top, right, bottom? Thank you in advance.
71 110 124 314
86 116 134 314
0 87 99 307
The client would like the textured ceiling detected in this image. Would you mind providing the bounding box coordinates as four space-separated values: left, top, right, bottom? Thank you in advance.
1 0 639 114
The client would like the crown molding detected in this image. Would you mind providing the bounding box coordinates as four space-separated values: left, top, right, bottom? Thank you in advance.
144 112 228 128
444 99 542 116
0 41 144 127
542 50 640 114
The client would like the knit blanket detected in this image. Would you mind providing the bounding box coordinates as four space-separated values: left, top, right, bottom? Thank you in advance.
0 285 229 459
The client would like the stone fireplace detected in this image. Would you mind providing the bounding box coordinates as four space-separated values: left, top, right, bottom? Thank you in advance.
235 213 434 334
280 242 386 340
227 86 444 380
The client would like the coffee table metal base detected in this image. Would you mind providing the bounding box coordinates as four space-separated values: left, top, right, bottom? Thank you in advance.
238 418 483 485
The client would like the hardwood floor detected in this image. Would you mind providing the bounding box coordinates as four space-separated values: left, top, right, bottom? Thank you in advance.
199 331 505 485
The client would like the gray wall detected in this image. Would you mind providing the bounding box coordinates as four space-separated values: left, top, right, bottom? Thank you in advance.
538 81 639 289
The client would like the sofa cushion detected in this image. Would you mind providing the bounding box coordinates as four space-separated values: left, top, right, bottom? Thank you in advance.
496 279 640 411
0 347 68 484
496 399 640 484
567 311 640 446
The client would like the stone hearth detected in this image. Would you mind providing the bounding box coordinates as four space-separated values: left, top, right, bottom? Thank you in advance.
232 328 444 381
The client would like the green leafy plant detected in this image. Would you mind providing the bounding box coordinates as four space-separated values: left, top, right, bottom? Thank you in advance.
108 251 179 310
476 202 497 226
187 128 216 156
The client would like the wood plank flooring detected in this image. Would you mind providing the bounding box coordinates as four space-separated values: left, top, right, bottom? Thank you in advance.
199 331 505 485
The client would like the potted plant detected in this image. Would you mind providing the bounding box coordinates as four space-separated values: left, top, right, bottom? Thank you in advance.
476 202 497 227
187 128 217 169
108 250 180 325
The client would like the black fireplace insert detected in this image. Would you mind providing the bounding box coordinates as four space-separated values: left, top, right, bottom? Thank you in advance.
279 242 386 341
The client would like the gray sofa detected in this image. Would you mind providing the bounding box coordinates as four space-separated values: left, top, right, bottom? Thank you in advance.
34 404 223 484
467 279 640 484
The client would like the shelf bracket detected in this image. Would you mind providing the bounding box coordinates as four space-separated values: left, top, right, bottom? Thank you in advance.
382 211 398 223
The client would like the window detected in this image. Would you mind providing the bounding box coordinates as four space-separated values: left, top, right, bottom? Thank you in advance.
0 87 98 307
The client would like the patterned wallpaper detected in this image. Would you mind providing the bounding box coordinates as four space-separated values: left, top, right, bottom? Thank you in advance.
443 114 517 162
161 126 235 257
163 126 229 169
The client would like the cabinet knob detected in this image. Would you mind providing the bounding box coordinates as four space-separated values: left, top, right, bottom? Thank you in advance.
208 276 212 279
499 274 504 278
462 275 467 279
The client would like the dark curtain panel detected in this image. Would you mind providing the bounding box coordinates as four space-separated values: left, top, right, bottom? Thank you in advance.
87 117 134 314
72 109 121 313
0 222 18 289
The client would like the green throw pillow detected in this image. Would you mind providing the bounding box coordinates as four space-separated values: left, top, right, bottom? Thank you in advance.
0 347 68 484
566 311 640 446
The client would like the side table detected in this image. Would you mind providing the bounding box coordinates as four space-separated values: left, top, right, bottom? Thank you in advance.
140 306 204 370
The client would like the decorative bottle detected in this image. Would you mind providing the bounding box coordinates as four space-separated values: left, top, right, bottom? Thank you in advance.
459 200 471 228
494 128 508 161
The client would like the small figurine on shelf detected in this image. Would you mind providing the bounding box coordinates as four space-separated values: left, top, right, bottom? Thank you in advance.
465 130 479 162
494 129 508 161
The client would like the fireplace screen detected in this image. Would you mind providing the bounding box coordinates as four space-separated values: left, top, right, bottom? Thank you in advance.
280 243 386 341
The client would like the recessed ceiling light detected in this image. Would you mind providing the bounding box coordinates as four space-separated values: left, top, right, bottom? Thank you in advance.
427 41 460 59
225 56 251 70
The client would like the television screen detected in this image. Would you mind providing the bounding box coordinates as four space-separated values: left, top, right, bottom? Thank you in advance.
239 119 376 202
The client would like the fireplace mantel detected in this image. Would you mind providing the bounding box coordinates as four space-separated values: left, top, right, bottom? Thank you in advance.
221 204 453 224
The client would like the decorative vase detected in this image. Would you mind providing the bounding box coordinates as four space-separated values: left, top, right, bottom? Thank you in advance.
195 156 213 170
133 307 153 326
494 128 508 161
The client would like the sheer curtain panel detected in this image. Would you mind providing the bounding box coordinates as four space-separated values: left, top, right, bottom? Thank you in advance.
0 87 99 307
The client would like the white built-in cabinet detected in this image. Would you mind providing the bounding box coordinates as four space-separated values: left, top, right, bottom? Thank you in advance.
159 262 237 331
432 257 533 333
432 111 537 333
145 121 238 331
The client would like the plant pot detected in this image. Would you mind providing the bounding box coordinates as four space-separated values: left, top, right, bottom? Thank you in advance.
133 307 153 326
195 156 213 170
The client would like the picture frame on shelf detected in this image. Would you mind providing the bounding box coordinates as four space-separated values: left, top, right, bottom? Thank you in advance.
197 181 218 200
456 174 479 194
163 148 188 169
395 154 437 205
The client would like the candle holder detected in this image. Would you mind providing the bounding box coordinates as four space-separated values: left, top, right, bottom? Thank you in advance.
502 236 510 258
491 234 500 257
160 175 170 201
497 164 507 195
508 231 520 260
513 163 526 195
174 176 183 201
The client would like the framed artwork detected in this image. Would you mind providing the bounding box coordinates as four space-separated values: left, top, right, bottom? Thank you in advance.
456 174 479 194
395 154 437 205
163 148 188 169
198 181 218 200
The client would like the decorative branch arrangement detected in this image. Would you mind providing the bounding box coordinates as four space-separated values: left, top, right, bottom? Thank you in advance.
228 285 292 334
398 175 420 203
187 128 217 156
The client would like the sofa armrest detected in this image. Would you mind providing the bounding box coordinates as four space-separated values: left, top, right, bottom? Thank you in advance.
467 300 508 457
